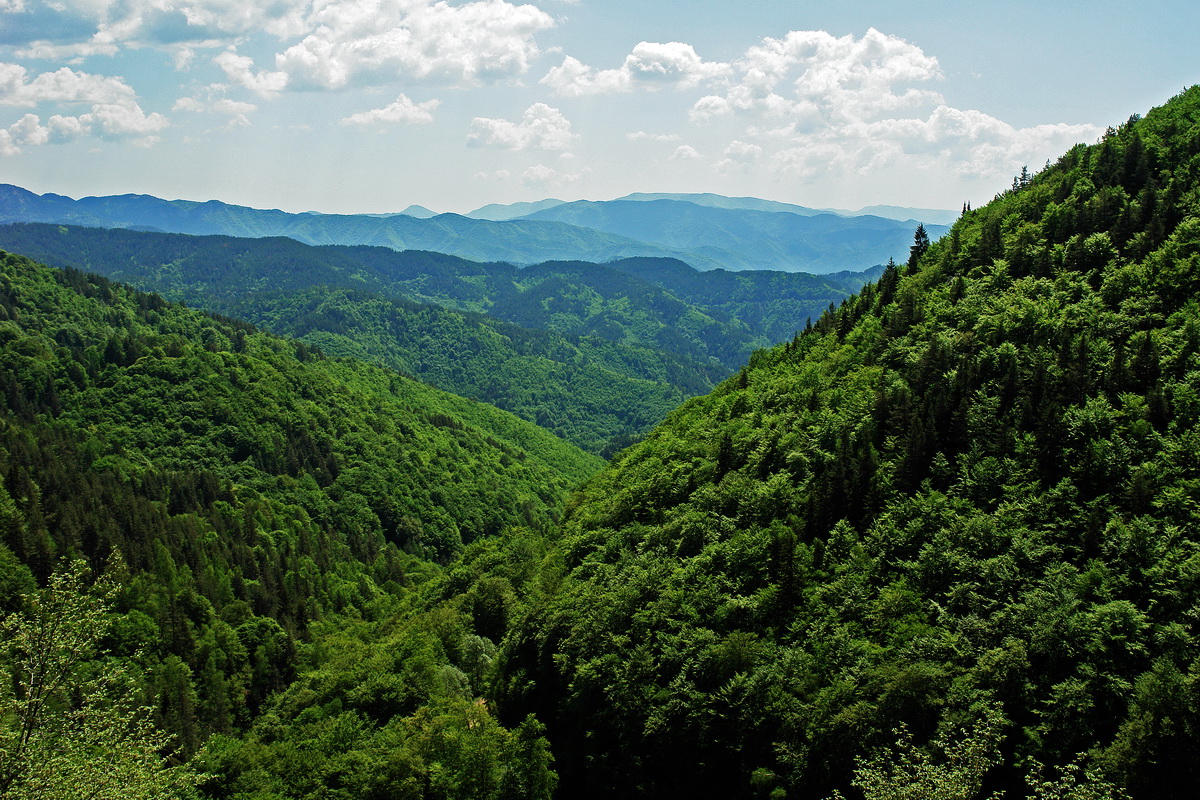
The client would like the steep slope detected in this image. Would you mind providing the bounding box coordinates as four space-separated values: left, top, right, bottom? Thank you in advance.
520 198 949 273
0 224 723 453
497 88 1200 798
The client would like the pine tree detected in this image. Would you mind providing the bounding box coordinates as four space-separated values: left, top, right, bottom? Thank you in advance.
909 224 931 268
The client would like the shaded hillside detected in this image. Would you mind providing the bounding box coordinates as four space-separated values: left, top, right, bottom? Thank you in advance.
495 88 1200 799
520 198 948 273
0 224 725 453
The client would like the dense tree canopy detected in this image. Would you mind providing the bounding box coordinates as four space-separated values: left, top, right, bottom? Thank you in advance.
494 86 1200 798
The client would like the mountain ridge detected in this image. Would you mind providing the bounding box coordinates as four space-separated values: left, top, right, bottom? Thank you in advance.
0 184 941 274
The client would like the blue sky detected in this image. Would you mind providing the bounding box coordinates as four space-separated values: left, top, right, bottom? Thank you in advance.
0 0 1195 214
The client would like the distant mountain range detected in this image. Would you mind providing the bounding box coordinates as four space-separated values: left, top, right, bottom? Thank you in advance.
517 199 948 273
0 184 950 274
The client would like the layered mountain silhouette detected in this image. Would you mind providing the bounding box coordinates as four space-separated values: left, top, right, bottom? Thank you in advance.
0 184 947 274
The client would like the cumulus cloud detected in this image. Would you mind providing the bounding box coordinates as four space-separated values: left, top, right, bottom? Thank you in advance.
275 0 554 90
214 50 288 98
468 103 576 151
173 88 257 116
0 63 136 106
341 93 440 125
4 1 553 94
0 62 167 153
0 103 166 155
669 144 701 160
542 41 729 96
714 139 762 173
689 28 943 125
680 28 1099 183
5 0 311 56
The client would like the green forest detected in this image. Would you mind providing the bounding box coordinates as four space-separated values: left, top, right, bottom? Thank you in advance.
2 84 1200 799
0 225 872 453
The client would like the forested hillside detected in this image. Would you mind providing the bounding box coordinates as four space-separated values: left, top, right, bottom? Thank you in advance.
0 225 727 454
0 225 871 452
489 87 1200 798
0 250 600 794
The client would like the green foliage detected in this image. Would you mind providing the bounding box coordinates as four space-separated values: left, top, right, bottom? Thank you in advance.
494 87 1200 798
197 532 560 800
0 559 197 800
830 703 1007 800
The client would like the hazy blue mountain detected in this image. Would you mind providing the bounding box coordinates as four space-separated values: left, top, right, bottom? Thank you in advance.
519 198 948 273
466 198 568 220
0 184 945 274
614 192 828 217
846 204 960 225
400 204 438 218
0 183 724 268
616 192 957 226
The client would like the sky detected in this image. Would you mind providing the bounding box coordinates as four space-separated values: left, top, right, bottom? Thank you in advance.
0 0 1196 215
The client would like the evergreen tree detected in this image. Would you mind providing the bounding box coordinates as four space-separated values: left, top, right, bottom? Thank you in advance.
909 223 931 267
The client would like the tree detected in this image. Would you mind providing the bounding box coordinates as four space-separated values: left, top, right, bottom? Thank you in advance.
827 703 1129 800
0 560 196 800
909 224 931 268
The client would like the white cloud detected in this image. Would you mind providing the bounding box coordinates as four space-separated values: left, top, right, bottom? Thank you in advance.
341 93 440 125
680 28 1098 184
627 130 680 142
3 1 551 95
275 0 554 90
468 102 576 151
689 28 943 126
0 63 136 106
542 40 729 96
473 169 511 181
81 102 169 138
521 162 589 189
173 90 257 116
714 139 762 173
214 50 288 98
0 104 165 155
723 139 762 162
0 62 167 153
0 110 92 155
5 0 311 55
669 144 701 160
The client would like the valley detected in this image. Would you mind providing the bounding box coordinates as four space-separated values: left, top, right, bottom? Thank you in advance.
2 83 1200 800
